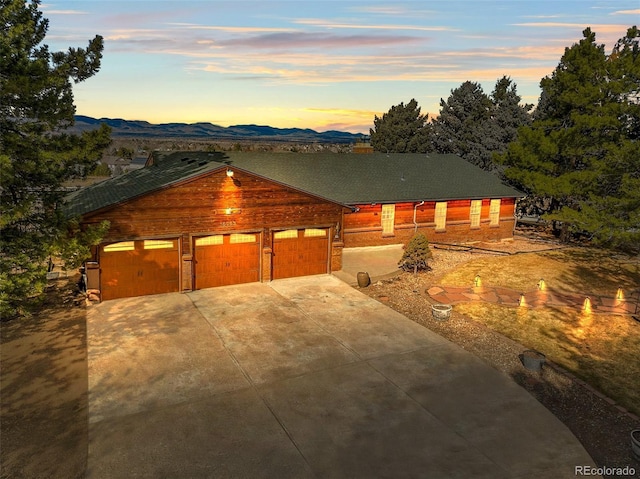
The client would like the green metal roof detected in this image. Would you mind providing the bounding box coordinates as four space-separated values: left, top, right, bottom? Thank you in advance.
64 151 523 218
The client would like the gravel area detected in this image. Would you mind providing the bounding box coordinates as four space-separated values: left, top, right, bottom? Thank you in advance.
360 238 640 478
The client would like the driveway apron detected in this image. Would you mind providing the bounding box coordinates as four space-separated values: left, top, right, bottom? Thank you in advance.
87 275 597 478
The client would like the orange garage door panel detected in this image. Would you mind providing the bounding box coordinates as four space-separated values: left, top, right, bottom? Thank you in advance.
272 228 329 280
194 233 260 289
100 239 180 300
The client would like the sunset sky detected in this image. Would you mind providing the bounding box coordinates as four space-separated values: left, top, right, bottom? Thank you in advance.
42 1 639 133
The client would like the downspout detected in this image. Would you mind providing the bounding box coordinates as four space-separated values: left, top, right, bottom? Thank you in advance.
413 201 425 232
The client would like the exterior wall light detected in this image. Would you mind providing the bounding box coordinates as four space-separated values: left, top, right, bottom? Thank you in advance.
216 208 241 215
226 168 234 177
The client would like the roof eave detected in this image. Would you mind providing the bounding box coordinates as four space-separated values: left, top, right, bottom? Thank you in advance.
344 193 523 205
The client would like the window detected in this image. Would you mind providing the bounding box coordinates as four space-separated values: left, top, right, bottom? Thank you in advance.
304 228 326 238
103 241 134 252
470 200 482 228
144 239 175 250
435 202 447 231
195 235 223 246
489 199 501 226
230 233 256 244
381 204 395 235
274 229 298 239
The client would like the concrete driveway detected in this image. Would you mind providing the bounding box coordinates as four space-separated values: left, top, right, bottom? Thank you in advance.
87 275 596 478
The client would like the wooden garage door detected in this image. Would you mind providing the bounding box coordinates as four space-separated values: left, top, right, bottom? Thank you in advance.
194 233 260 289
272 228 329 280
100 239 180 300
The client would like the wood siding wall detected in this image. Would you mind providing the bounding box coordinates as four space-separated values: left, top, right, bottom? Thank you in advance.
82 169 345 290
343 198 516 247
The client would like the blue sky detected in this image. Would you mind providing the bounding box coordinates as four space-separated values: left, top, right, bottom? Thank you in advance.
42 1 639 133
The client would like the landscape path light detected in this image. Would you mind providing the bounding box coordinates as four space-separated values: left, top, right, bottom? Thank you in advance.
519 293 526 307
583 297 592 313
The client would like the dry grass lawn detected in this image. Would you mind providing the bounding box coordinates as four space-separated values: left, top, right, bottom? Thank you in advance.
439 248 640 416
441 247 639 296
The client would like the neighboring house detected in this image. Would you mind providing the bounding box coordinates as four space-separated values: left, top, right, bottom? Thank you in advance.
128 155 148 171
65 151 522 300
100 156 131 175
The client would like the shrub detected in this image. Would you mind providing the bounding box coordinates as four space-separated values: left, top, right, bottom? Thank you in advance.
398 233 432 274
93 162 111 176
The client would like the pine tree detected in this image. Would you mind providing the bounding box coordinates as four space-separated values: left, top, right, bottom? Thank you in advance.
398 233 432 274
497 27 640 252
370 99 431 153
431 81 492 168
486 76 533 154
1 0 112 317
432 79 531 170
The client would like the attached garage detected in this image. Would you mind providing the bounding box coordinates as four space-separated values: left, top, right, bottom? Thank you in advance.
99 239 180 300
272 228 329 280
193 233 261 288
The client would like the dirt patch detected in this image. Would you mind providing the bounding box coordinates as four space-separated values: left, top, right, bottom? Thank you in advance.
361 239 640 478
1 278 88 479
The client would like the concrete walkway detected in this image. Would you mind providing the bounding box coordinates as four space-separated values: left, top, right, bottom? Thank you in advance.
428 285 637 315
86 275 597 478
333 244 404 285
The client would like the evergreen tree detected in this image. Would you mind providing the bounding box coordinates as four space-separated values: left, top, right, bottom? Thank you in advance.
431 81 492 167
398 233 432 274
432 79 531 170
1 0 112 317
370 99 431 153
498 27 640 253
486 76 533 153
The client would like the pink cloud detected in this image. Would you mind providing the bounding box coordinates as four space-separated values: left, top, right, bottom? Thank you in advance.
218 31 422 49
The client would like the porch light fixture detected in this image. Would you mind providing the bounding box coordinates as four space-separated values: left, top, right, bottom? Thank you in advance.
537 279 546 291
616 288 624 301
474 275 481 287
226 168 234 177
225 208 232 215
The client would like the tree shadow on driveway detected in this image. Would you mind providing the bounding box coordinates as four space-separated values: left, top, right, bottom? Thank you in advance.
1 299 88 479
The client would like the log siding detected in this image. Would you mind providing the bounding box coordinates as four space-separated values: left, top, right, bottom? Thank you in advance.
82 168 346 292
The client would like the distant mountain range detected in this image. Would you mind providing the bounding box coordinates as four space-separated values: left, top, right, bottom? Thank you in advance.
71 116 364 143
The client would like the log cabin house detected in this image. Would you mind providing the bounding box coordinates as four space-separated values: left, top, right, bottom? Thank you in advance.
65 151 522 300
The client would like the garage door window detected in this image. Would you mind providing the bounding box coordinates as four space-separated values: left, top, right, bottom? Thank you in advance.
274 229 298 239
144 239 175 249
230 233 257 243
103 241 134 252
195 235 223 246
304 228 326 237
